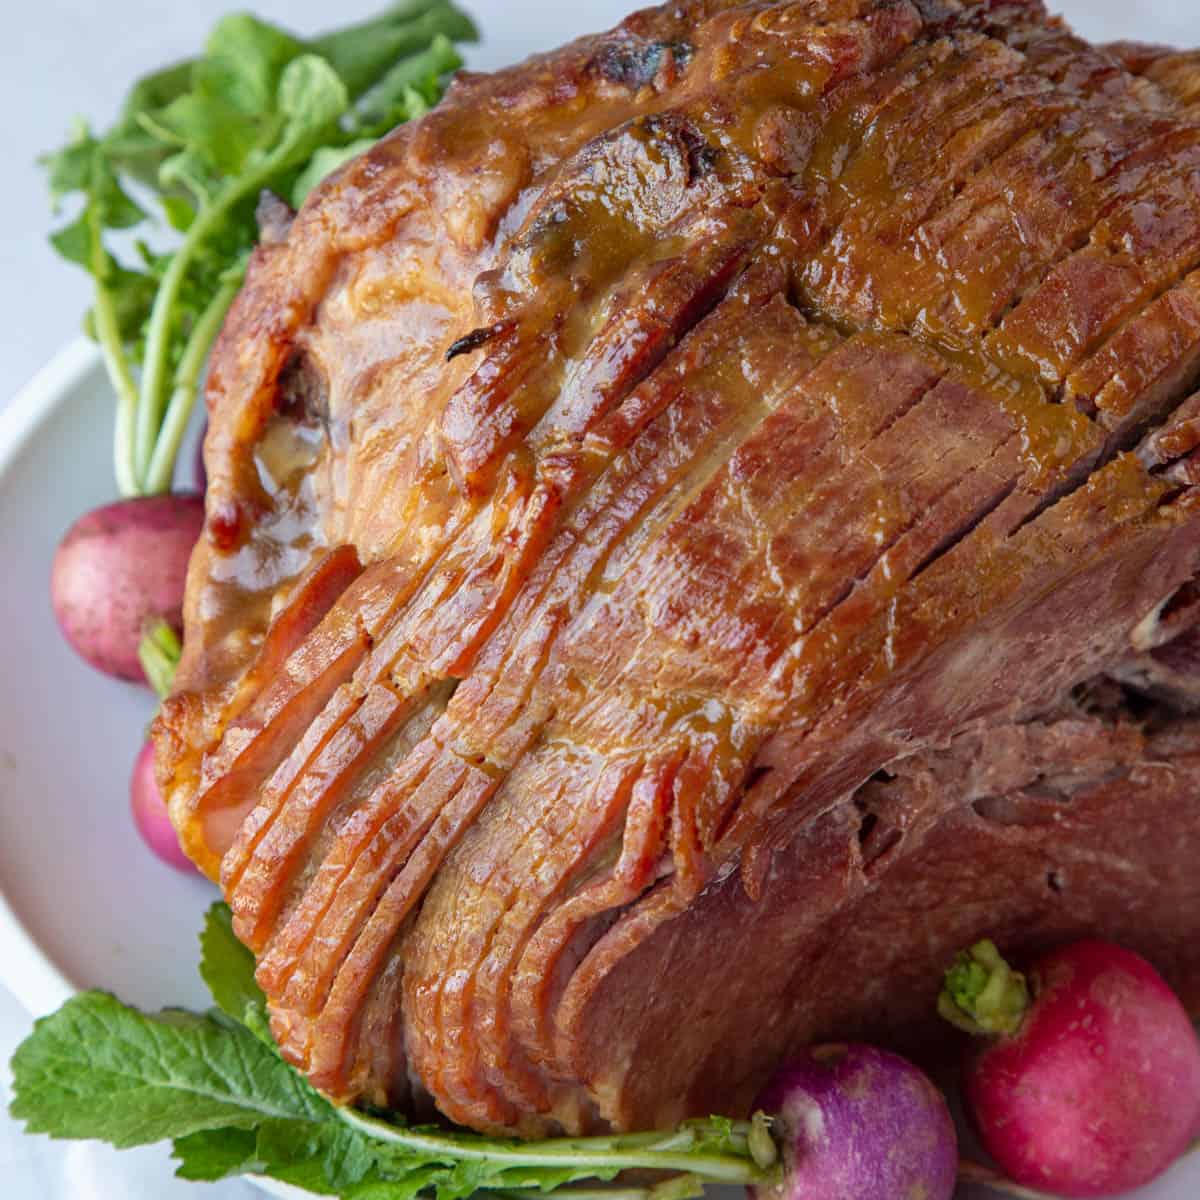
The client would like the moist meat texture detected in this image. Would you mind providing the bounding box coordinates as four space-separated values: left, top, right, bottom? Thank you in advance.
156 0 1200 1136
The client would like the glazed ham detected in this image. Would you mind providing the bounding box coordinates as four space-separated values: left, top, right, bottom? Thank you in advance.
156 0 1200 1136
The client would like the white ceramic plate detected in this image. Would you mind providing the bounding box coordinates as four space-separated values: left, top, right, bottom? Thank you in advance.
0 342 218 1022
4 1 1200 1196
4 337 1199 1200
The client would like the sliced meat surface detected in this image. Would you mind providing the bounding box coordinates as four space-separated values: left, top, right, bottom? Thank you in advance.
155 0 1200 1136
559 712 1200 1130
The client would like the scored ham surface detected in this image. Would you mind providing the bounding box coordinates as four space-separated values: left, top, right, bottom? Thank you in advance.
156 0 1200 1136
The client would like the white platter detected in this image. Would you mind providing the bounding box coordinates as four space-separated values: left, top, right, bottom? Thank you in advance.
3 0 1200 1196
0 342 218 1022
3 324 1197 1200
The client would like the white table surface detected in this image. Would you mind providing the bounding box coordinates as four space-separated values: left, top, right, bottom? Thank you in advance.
1 1 1196 1197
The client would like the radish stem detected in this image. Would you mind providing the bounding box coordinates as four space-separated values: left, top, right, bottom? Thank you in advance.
87 207 141 498
340 1109 764 1185
939 940 1029 1037
142 271 241 495
134 173 265 482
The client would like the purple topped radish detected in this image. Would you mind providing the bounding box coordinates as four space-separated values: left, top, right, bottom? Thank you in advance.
942 939 1200 1198
750 1043 958 1200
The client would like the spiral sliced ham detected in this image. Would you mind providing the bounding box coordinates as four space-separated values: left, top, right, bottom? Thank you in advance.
156 0 1200 1136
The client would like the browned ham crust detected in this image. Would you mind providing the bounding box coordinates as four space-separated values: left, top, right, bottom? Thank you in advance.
156 0 1200 1135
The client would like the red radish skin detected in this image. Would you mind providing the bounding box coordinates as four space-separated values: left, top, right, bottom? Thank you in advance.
952 941 1200 1198
51 494 205 683
130 741 196 874
751 1044 958 1200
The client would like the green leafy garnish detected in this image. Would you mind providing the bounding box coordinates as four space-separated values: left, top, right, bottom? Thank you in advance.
8 993 330 1148
198 899 273 1041
43 1 477 497
9 902 769 1199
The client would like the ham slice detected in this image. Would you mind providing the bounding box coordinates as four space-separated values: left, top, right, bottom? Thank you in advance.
156 0 1200 1135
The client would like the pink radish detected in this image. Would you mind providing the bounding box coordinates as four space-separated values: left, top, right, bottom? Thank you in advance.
130 741 195 874
942 939 1200 1197
51 494 204 684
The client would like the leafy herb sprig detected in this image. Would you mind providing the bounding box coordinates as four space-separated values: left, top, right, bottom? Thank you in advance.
9 903 771 1199
44 2 477 497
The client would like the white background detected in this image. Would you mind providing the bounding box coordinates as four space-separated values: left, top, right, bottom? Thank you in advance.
0 1 1196 1197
